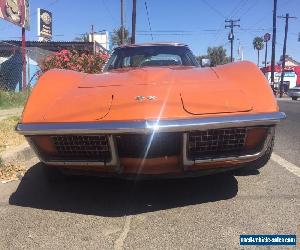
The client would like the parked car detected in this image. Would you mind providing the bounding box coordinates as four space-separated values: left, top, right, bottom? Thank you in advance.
16 43 285 181
287 86 300 100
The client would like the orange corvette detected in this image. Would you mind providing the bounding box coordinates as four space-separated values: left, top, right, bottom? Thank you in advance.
16 43 285 181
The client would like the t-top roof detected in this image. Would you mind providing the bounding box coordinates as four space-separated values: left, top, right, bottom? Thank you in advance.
115 42 188 49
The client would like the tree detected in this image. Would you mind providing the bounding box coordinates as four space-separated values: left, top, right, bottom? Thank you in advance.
253 37 264 66
195 55 208 64
206 46 230 66
196 47 230 67
111 27 131 46
74 32 90 42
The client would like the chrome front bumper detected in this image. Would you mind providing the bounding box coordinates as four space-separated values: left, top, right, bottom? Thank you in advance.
16 112 286 169
16 112 286 135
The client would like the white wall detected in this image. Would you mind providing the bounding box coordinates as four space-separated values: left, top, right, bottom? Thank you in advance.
88 31 109 50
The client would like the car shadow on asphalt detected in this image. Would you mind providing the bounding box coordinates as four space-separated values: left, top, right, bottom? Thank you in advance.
9 163 238 217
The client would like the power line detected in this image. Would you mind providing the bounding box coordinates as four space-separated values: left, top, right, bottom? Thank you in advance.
136 28 268 34
238 0 259 18
212 1 246 46
228 0 248 19
30 0 59 19
101 0 118 24
137 33 193 36
144 1 153 41
137 30 194 33
201 0 225 18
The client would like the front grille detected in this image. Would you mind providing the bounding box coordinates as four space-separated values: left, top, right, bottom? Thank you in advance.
52 135 111 162
116 133 182 158
187 128 247 160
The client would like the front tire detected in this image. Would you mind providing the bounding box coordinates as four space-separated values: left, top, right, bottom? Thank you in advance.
234 135 274 175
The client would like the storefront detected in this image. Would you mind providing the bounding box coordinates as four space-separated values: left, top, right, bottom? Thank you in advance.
261 65 298 89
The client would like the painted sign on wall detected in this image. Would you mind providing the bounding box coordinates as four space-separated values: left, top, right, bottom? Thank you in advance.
275 72 296 78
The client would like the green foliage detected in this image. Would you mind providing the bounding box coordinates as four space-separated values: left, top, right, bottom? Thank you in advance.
0 90 30 110
207 46 231 66
111 27 131 46
253 37 264 65
74 32 90 42
195 55 209 64
197 46 230 67
253 37 264 51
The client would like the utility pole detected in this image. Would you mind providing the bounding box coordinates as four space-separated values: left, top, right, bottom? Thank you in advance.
237 39 243 61
121 0 125 45
21 0 26 91
264 33 271 68
91 25 95 55
131 0 137 44
225 19 240 62
278 13 296 97
270 0 277 91
264 40 268 68
22 27 26 91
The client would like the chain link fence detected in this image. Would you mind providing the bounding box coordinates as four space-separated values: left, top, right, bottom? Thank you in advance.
0 41 52 92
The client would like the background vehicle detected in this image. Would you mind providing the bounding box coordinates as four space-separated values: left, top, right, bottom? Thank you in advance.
287 86 300 100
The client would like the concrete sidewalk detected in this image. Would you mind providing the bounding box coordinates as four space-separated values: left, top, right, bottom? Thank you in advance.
1 142 36 167
0 108 23 121
0 107 37 169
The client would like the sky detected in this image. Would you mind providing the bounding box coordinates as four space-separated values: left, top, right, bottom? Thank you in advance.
0 0 299 64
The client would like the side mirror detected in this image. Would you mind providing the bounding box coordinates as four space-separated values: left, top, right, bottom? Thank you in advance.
201 58 211 67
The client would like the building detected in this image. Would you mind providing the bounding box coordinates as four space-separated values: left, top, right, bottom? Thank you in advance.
88 30 110 51
279 55 300 67
261 65 299 89
260 55 300 89
0 40 108 54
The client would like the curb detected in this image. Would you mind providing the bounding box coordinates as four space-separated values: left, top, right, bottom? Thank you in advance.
0 142 36 167
0 108 23 121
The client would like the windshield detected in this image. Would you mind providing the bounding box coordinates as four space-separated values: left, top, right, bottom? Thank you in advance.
104 45 199 71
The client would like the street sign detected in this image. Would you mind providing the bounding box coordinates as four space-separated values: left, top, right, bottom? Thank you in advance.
0 0 30 30
264 33 271 42
37 8 52 41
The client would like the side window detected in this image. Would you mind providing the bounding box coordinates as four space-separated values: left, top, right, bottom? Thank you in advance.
186 51 200 67
123 55 147 67
104 53 118 71
122 57 131 67
131 55 145 67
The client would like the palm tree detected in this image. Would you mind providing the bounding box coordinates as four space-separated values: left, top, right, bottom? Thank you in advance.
253 37 264 66
111 27 131 46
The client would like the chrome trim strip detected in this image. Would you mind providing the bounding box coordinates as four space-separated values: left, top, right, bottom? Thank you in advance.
16 112 286 135
182 127 274 166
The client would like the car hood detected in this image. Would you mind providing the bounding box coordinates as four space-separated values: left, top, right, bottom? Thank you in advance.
42 66 253 122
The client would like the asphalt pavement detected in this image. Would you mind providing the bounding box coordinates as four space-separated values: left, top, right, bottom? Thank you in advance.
0 99 299 250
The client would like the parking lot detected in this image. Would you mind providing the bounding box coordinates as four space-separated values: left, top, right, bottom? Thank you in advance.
0 99 299 249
